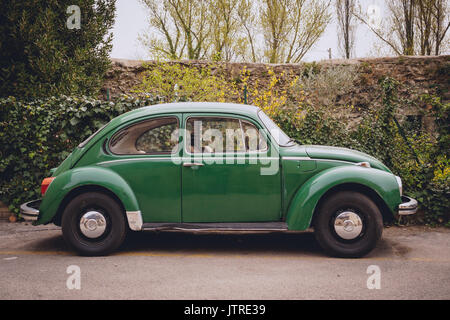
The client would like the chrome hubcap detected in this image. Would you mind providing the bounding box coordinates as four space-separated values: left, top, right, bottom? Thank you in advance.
80 211 107 239
334 211 363 240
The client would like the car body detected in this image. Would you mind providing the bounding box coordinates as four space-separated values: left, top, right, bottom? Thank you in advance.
21 102 418 257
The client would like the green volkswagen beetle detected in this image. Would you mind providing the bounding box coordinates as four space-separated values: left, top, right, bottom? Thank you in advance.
20 102 417 257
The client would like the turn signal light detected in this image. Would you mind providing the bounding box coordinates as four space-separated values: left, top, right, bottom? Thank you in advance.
356 162 371 168
41 177 55 196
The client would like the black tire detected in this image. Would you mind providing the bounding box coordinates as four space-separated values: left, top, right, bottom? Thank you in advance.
313 191 383 258
61 192 127 256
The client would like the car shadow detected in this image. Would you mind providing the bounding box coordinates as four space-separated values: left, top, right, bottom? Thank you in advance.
120 230 325 258
21 228 395 259
119 230 325 257
18 232 69 253
120 230 396 259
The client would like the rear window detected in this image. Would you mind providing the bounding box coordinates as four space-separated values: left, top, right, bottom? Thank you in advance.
109 117 179 155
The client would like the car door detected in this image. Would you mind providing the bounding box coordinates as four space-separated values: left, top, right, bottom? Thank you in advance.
181 113 281 222
105 114 182 223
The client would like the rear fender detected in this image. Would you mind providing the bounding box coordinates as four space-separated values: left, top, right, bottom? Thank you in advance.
37 166 141 230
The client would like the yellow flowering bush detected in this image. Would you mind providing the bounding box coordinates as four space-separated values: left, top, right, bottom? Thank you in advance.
133 62 238 103
237 66 302 118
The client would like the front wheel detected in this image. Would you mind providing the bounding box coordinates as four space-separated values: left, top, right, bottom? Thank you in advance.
61 192 127 256
313 191 383 258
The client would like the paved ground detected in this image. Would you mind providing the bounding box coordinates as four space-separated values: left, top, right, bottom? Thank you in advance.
0 221 449 300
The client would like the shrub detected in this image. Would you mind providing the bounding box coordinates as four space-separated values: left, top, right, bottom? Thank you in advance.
273 104 360 148
0 95 162 214
293 64 359 108
388 94 449 225
133 62 238 103
238 67 295 117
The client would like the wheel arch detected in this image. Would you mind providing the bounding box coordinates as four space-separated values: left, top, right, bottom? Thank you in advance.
310 183 395 228
52 184 126 227
285 166 400 230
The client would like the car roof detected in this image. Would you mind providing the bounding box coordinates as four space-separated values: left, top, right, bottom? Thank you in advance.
104 102 262 132
77 102 265 154
120 102 261 120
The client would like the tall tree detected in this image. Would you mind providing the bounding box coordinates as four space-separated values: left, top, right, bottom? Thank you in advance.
235 0 260 62
260 0 332 63
208 0 240 61
336 0 357 59
260 0 290 63
416 0 434 55
138 0 185 59
356 0 449 56
431 0 450 55
141 0 331 62
140 0 211 60
0 0 116 98
355 0 416 55
392 0 416 55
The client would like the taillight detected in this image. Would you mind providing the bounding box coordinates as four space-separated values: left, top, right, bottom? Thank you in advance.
41 177 55 196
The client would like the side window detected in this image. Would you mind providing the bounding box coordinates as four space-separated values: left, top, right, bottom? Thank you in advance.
242 120 268 152
186 117 245 153
109 117 179 155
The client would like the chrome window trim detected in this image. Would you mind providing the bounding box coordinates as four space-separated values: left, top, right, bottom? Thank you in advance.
97 157 176 166
97 156 280 166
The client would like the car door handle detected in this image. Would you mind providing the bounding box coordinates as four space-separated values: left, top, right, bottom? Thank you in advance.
183 162 204 167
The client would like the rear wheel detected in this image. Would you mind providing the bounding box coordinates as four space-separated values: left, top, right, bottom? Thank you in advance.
61 192 127 256
313 191 383 258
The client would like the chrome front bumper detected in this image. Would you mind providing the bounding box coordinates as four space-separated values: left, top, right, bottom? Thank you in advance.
20 199 41 221
398 196 418 215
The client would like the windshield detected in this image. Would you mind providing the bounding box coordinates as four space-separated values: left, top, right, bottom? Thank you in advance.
258 110 294 146
78 123 108 148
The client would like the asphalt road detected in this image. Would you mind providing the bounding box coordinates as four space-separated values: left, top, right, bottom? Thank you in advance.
0 222 449 300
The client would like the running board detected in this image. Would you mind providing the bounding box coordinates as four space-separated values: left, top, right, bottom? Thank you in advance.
142 222 288 231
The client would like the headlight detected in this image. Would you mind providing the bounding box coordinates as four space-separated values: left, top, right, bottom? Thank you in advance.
395 176 403 196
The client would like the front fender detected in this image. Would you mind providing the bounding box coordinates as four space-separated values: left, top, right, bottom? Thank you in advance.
36 166 140 225
286 166 401 230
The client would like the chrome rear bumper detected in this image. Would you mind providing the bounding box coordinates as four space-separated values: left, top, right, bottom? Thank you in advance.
20 199 41 221
398 196 418 215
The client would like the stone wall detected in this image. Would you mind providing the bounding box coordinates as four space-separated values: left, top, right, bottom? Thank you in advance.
102 56 449 130
104 56 448 98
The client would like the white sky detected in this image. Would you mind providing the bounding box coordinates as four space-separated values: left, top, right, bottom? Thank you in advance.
110 0 391 62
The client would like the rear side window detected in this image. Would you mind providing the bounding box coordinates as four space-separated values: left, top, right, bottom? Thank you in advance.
109 117 179 155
